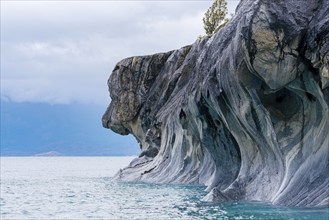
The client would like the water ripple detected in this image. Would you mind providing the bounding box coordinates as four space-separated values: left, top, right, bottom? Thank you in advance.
1 157 328 219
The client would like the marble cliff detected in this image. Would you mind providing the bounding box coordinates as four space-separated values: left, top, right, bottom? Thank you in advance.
102 0 329 207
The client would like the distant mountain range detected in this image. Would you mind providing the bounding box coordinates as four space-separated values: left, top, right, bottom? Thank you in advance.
0 100 139 156
34 151 64 157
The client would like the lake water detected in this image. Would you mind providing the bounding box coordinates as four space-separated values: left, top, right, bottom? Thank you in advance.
1 157 328 220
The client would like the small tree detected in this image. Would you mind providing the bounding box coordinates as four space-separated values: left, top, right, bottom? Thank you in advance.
203 0 228 36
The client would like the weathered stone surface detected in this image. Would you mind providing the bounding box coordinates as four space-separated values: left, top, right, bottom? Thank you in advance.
102 0 329 207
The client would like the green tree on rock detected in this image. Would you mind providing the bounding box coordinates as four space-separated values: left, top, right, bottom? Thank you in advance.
203 0 229 36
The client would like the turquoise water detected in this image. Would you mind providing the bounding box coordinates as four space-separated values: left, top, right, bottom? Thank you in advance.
1 157 328 219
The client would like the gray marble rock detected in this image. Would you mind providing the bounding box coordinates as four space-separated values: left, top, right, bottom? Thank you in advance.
102 0 329 207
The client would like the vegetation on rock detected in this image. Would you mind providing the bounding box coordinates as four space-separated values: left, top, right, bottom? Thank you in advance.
203 0 228 35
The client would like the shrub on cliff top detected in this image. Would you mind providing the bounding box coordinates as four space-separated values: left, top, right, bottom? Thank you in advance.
203 0 229 35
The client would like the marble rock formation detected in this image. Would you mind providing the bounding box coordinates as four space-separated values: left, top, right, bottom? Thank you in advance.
102 0 329 207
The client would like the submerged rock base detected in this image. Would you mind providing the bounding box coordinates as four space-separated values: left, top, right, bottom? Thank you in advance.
103 0 329 207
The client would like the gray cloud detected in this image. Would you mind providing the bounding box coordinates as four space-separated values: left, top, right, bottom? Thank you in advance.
1 1 239 105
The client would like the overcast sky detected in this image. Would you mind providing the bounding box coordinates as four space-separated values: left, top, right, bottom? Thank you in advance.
1 0 240 106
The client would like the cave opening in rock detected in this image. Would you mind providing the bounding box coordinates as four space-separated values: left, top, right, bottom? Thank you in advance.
257 88 302 121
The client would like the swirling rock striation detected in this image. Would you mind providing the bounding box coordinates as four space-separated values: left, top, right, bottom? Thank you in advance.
102 0 329 207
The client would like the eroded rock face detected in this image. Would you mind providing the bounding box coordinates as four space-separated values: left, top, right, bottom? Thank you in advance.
102 0 329 207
